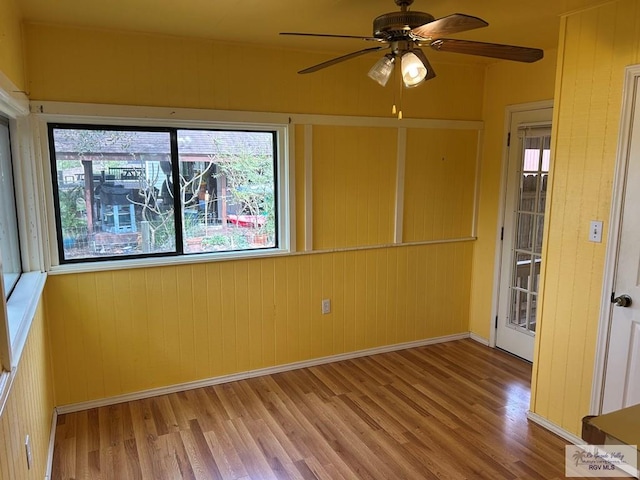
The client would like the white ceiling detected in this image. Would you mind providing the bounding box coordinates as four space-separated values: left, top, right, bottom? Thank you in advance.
18 0 610 61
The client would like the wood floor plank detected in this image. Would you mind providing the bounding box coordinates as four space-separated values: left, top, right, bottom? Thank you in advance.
52 339 578 479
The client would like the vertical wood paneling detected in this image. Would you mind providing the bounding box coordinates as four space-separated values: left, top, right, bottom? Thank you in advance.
247 260 264 370
261 259 276 368
0 0 25 90
45 241 474 406
190 263 210 380
0 301 55 480
403 129 478 242
176 266 196 384
274 257 288 364
220 262 238 374
531 0 640 436
205 263 224 377
313 126 397 250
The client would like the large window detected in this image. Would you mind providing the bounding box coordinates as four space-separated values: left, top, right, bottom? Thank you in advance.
0 117 21 297
49 125 280 263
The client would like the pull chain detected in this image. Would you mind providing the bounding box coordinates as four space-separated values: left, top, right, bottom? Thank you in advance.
392 60 398 116
398 70 403 119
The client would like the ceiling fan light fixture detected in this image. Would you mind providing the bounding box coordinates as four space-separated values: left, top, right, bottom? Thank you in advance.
368 54 395 86
401 50 427 87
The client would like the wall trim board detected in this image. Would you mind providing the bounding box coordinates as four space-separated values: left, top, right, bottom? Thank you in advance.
291 113 483 130
469 332 489 346
55 332 471 414
304 124 313 251
393 127 407 244
47 236 477 276
471 130 484 238
526 411 583 445
31 101 484 132
44 408 58 480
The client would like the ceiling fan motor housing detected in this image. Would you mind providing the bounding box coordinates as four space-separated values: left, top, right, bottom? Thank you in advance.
373 11 435 39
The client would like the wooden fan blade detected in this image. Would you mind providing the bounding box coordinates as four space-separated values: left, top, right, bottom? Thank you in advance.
298 47 385 74
431 39 544 63
410 13 488 40
280 32 383 42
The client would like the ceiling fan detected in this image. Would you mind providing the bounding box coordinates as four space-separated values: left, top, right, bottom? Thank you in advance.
281 0 544 89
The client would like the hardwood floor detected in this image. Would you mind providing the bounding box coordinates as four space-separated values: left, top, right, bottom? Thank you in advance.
52 340 574 479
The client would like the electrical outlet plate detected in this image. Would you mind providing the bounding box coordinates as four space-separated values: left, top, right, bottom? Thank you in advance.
589 220 603 243
321 299 331 315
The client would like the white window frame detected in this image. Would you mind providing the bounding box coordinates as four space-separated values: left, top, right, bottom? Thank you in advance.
33 101 295 274
0 70 47 408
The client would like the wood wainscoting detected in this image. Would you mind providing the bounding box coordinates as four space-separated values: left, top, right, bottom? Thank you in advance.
51 339 569 479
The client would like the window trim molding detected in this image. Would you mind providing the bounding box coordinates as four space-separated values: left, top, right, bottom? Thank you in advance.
33 102 294 272
0 73 47 375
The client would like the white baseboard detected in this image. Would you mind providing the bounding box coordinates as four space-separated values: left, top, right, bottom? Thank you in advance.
469 332 490 346
56 332 471 414
44 408 57 480
526 411 584 444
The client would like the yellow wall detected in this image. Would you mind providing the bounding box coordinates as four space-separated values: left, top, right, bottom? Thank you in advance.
0 302 55 480
313 126 397 249
24 24 485 120
0 0 24 90
404 128 479 242
531 0 640 435
26 24 483 406
45 245 472 406
468 52 557 340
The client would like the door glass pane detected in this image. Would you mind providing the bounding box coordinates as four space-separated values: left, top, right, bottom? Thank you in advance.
519 174 539 213
539 174 548 211
510 289 527 329
534 215 545 255
516 213 535 251
508 131 551 335
513 252 531 291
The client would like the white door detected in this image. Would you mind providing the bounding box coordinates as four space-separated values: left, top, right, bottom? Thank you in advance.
496 107 553 361
601 76 640 414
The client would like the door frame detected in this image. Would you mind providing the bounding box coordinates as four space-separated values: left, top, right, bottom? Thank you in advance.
489 100 554 349
591 64 640 415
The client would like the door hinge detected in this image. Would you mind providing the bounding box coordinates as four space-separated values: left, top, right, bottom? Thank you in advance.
500 227 504 241
611 291 616 303
507 132 511 147
495 316 498 329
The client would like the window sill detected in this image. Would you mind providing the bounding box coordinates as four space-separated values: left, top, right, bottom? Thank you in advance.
48 247 290 275
6 272 47 368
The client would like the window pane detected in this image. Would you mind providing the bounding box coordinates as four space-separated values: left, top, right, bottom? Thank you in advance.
177 130 277 254
0 119 21 296
51 127 175 261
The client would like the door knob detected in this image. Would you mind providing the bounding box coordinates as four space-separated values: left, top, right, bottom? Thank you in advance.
612 294 632 307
